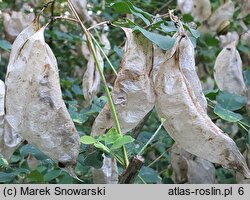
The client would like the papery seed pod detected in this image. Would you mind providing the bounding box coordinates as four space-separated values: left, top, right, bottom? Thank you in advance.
0 80 6 155
92 155 118 184
100 33 111 55
170 144 189 183
91 28 154 136
238 0 250 19
207 1 234 32
80 35 91 61
241 30 250 47
236 144 250 183
0 20 39 160
170 144 216 184
178 34 207 110
91 114 118 184
80 33 110 61
0 81 5 122
191 0 212 22
177 0 193 14
151 45 165 84
186 157 216 184
82 48 103 104
219 31 239 48
2 11 35 42
5 26 80 167
155 34 250 178
26 154 41 170
214 42 246 95
90 28 154 181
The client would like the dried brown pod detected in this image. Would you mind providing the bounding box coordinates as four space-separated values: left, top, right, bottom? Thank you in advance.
178 34 207 110
5 26 80 167
236 144 250 183
151 45 165 84
82 47 103 103
91 28 154 136
214 42 246 95
0 80 6 155
177 0 193 14
81 33 110 103
186 157 216 184
0 20 40 160
207 1 234 32
169 35 215 183
2 11 35 42
100 33 111 55
170 144 216 184
238 0 250 19
241 30 250 47
0 80 5 123
92 155 118 184
191 0 212 22
170 144 189 183
155 33 250 178
219 31 239 48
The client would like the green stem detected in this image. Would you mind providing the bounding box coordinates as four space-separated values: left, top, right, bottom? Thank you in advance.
90 33 118 76
67 0 129 168
138 122 164 156
138 175 147 184
238 121 249 132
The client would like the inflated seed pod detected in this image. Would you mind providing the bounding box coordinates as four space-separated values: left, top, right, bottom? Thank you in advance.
186 157 216 184
207 0 234 32
90 28 154 182
0 80 6 155
92 155 118 184
2 11 35 42
178 34 207 110
151 45 165 84
91 28 154 136
177 0 193 14
170 144 216 184
82 47 103 104
5 26 80 167
219 31 239 48
155 33 250 178
238 0 250 19
0 81 4 121
236 144 250 183
170 144 189 183
191 0 211 22
214 41 246 95
241 30 250 47
0 20 40 160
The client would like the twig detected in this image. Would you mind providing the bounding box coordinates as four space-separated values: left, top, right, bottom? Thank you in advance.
87 21 111 31
147 151 166 168
67 0 129 168
50 16 79 23
138 121 164 156
119 155 144 184
48 0 56 46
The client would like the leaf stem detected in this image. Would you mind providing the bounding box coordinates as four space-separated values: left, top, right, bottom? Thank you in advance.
138 122 164 156
67 0 129 168
90 33 118 76
87 21 111 31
